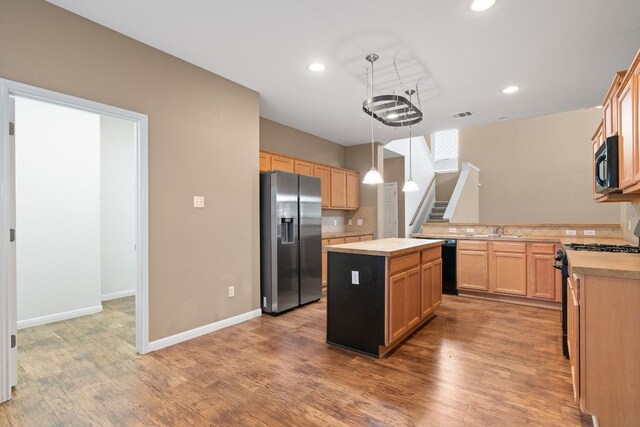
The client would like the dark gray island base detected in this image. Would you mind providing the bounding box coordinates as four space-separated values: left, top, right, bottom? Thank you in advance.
325 238 444 358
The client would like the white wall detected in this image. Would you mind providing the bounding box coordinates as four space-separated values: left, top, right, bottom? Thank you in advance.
16 97 101 326
100 116 136 300
385 136 436 236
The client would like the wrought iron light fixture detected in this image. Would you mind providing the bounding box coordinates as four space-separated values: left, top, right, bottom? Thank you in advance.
362 53 384 185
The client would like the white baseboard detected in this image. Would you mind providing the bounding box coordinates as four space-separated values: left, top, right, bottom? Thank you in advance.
17 305 103 330
148 308 262 352
101 289 136 301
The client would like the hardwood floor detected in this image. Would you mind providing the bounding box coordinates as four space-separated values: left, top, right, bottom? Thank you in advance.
0 295 591 426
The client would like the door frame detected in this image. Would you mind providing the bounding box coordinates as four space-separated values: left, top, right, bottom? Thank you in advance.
0 79 150 403
383 182 398 238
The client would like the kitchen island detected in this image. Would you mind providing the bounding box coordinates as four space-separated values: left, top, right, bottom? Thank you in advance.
326 238 444 357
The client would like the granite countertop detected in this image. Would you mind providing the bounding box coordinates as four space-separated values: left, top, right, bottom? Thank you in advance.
412 233 632 246
326 238 444 257
322 231 374 239
567 251 640 280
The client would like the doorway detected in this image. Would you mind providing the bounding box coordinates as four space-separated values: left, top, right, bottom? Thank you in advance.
0 79 149 403
383 182 398 238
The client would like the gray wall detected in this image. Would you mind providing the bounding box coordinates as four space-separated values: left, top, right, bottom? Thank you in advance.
260 117 345 167
346 143 384 238
458 108 620 223
1 0 260 341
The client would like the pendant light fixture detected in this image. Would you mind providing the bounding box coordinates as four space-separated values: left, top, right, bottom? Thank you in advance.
362 53 384 185
402 89 419 192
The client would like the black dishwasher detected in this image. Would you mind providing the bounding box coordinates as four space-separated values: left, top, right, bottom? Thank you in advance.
442 240 457 295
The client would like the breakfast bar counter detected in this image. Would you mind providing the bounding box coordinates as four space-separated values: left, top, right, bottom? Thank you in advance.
326 238 444 357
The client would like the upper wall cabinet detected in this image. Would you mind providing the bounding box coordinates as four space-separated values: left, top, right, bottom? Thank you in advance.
594 48 640 201
618 50 640 194
259 150 360 210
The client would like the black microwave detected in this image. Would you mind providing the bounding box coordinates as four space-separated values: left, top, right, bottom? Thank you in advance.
595 135 619 194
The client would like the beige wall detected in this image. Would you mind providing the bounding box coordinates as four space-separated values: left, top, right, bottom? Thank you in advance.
435 172 459 202
346 143 384 238
383 157 406 237
621 201 640 244
449 166 480 223
260 117 345 167
459 109 620 223
1 0 260 341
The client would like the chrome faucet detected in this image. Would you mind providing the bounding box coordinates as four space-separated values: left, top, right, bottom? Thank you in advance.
492 225 504 236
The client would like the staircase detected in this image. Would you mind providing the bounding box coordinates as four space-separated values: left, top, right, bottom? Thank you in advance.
427 201 449 222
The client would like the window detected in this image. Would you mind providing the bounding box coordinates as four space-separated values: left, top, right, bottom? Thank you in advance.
432 129 458 172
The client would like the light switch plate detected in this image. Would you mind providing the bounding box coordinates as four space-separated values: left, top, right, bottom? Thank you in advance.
351 271 359 285
583 230 596 236
565 229 577 236
348 219 353 225
193 196 205 208
357 219 363 226
449 227 457 233
228 286 235 297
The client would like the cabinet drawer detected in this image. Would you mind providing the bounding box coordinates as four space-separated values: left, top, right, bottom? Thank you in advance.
458 240 488 251
421 247 441 264
345 236 360 244
530 243 556 254
389 252 421 276
327 238 346 246
492 241 526 253
359 234 373 242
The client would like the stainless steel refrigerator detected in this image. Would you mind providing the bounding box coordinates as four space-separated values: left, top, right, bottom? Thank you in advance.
260 171 322 314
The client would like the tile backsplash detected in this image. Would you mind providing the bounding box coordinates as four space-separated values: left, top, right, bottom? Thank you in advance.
621 201 640 244
321 210 346 233
321 206 375 235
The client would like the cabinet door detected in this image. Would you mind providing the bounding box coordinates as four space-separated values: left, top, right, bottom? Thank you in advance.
346 171 360 210
321 243 327 286
345 236 360 243
259 152 272 172
618 79 634 190
313 165 331 208
421 259 442 319
431 259 442 309
527 244 557 300
603 98 616 137
360 234 373 242
491 251 527 296
405 267 421 329
567 275 580 402
592 123 605 201
634 65 640 185
457 250 488 291
389 272 408 343
330 169 347 208
271 155 295 173
294 159 314 176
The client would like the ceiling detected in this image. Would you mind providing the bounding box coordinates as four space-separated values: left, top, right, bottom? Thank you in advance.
47 0 640 146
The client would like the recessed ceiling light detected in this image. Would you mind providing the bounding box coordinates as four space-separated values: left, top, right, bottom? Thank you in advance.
502 86 519 94
470 0 496 12
308 63 325 72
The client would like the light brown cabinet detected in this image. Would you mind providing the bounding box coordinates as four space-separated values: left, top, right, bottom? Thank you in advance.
633 64 640 186
489 242 527 296
271 154 294 172
259 152 272 172
389 265 421 343
346 171 360 209
457 241 489 291
421 256 442 320
294 159 314 176
260 150 360 209
313 165 331 208
527 243 560 301
330 169 347 208
567 274 580 402
591 122 604 201
618 76 634 190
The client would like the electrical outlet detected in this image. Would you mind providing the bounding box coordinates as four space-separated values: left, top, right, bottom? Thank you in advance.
348 219 353 225
449 227 457 233
565 229 577 236
228 286 235 297
466 228 475 233
351 271 360 285
333 219 338 226
193 196 205 208
357 219 363 226
583 230 596 236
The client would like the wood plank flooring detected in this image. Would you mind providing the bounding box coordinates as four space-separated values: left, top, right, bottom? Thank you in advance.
0 295 591 426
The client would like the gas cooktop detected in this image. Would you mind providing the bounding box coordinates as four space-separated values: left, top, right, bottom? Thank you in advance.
568 243 640 254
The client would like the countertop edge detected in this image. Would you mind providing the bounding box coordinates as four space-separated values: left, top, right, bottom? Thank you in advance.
326 239 444 257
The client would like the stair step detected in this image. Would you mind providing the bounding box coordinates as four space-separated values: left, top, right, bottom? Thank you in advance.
430 213 445 220
432 207 446 213
427 219 449 223
435 201 449 207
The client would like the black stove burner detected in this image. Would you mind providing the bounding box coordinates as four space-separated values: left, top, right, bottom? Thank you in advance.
568 243 640 254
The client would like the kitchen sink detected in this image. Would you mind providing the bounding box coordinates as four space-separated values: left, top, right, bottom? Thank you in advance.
465 234 523 239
